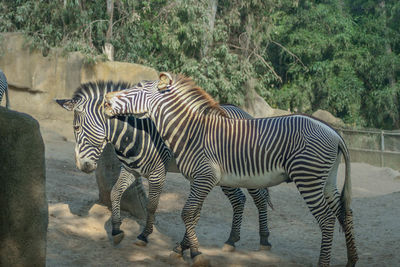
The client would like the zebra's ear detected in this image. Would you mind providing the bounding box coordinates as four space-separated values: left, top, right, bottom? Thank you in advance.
158 72 173 91
55 99 75 111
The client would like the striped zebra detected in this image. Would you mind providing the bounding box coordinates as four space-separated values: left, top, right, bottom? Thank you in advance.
104 72 358 267
0 69 10 108
56 81 273 251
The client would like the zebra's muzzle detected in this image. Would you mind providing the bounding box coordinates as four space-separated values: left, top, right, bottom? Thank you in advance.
75 156 97 173
104 102 115 117
79 161 97 173
104 92 119 117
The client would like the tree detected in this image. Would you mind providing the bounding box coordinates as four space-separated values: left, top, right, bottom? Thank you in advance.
103 0 114 61
1 0 399 129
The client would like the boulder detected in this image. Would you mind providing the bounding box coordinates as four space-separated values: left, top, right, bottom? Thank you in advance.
241 78 291 118
241 78 275 118
312 109 345 127
95 143 148 219
0 107 47 267
272 108 292 117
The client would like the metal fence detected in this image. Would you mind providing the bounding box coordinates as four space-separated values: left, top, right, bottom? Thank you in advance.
336 128 400 171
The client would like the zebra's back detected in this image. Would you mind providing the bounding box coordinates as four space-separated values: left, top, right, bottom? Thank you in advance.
201 114 340 187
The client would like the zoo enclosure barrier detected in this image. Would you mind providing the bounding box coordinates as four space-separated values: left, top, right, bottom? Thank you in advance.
335 128 400 171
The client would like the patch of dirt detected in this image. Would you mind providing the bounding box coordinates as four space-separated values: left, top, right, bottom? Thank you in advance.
42 121 400 266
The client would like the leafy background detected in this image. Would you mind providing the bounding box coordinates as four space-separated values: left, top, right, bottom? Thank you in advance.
1 0 399 129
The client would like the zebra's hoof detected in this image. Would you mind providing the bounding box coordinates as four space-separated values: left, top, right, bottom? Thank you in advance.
192 254 210 267
222 243 235 252
259 244 272 251
112 231 125 245
346 258 358 267
134 238 148 247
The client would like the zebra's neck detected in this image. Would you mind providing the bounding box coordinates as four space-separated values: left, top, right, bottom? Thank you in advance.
149 105 223 168
106 116 130 151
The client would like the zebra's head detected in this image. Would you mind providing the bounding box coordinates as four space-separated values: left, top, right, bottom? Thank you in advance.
104 72 227 119
104 78 162 119
56 82 115 173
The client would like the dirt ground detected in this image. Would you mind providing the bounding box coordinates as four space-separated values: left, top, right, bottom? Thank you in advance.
41 120 400 267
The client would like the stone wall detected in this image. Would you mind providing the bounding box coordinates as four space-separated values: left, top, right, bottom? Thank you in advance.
0 32 158 131
0 32 157 219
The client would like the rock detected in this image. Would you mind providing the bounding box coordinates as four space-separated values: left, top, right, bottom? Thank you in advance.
0 33 156 217
241 78 274 118
0 32 158 123
81 61 157 84
241 78 292 118
95 143 148 219
272 108 291 116
0 107 48 267
312 109 345 127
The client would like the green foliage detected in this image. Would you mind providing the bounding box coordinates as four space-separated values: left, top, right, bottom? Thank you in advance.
269 2 365 124
1 0 399 129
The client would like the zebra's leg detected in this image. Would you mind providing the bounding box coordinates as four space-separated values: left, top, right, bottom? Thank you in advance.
247 188 272 251
219 186 246 252
324 157 358 266
293 176 336 267
179 175 217 266
173 187 241 256
110 166 136 244
135 169 166 246
171 228 199 259
342 209 357 267
172 205 204 257
325 188 358 267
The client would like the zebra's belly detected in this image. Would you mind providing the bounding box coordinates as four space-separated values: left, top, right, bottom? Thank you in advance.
218 168 288 189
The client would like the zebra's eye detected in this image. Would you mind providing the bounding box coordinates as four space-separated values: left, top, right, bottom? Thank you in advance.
159 88 171 94
73 125 81 132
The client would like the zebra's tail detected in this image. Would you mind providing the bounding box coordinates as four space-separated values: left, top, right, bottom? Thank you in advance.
338 138 352 215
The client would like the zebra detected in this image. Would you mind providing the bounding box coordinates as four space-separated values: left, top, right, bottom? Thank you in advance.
0 69 10 108
56 80 273 251
104 72 358 267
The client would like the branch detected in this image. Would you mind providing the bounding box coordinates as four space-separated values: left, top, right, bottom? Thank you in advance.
270 40 307 70
253 53 282 83
82 20 108 49
152 1 178 21
228 43 282 83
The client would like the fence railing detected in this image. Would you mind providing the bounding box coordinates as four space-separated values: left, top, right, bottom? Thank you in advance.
335 128 400 170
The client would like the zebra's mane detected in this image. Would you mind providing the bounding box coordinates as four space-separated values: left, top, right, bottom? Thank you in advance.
168 74 228 117
73 80 132 100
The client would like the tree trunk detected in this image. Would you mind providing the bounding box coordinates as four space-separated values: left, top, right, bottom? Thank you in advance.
104 0 115 61
201 0 218 59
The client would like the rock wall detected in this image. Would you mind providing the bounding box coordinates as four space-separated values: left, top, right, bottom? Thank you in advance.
312 109 345 128
0 32 158 130
0 32 157 220
0 107 48 267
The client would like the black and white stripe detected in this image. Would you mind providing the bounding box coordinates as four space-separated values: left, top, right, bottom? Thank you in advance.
57 81 273 249
104 73 358 267
0 69 10 108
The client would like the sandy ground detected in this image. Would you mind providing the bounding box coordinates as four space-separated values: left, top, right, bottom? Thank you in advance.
41 121 400 267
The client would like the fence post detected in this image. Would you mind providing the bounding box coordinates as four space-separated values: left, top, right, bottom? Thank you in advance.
380 131 385 167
